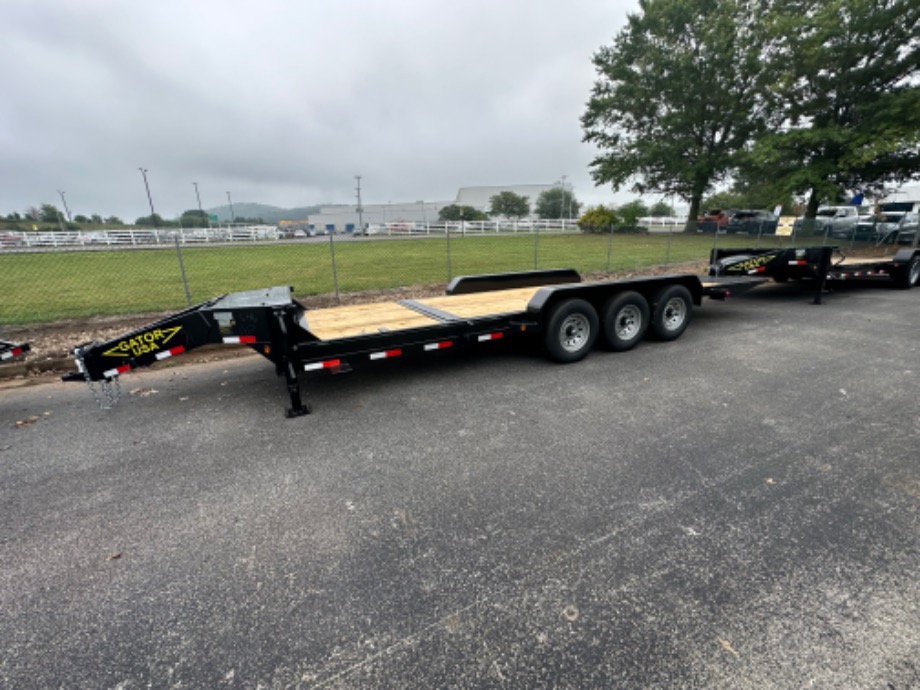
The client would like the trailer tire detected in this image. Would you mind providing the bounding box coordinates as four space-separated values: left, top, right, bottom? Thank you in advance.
896 256 920 289
601 291 649 351
544 298 598 363
650 285 693 341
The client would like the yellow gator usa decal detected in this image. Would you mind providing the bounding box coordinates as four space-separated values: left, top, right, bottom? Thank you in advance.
730 253 777 273
103 326 182 357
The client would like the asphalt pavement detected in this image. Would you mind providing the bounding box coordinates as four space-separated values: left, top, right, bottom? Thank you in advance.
1 280 919 688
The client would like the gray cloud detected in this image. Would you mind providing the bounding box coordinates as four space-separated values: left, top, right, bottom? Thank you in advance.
1 0 637 221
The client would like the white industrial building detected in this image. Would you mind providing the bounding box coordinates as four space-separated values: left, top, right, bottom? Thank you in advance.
306 184 560 232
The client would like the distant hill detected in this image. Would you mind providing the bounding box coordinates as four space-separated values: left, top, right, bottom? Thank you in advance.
206 202 322 224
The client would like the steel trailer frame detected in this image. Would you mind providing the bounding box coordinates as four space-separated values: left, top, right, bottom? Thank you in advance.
62 269 750 417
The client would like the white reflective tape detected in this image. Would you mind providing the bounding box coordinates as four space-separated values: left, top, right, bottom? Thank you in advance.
477 333 502 342
103 365 130 379
369 349 402 360
424 341 452 351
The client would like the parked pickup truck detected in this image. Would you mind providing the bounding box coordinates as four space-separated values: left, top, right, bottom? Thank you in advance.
796 205 869 236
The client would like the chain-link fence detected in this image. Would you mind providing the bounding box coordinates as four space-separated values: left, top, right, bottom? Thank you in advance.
1 218 909 330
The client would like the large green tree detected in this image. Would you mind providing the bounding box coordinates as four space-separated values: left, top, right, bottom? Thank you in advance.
180 209 209 228
535 188 581 219
648 200 675 216
750 0 920 217
488 191 530 219
582 0 777 228
39 203 63 223
617 199 650 225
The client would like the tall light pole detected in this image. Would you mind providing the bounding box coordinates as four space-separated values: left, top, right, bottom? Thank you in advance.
226 191 235 224
193 182 210 228
57 190 72 222
355 175 364 233
138 167 159 229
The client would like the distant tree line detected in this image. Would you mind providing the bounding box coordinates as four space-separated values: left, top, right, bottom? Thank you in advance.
1 203 124 230
437 188 586 222
0 203 266 231
134 210 265 228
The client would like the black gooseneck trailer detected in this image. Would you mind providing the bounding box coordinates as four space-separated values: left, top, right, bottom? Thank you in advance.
710 245 920 303
63 269 747 417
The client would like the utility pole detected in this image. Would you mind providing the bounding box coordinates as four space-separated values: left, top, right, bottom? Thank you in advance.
193 182 210 228
138 168 159 229
226 191 235 224
355 175 364 233
57 190 72 222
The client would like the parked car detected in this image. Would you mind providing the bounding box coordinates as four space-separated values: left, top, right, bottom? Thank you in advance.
725 210 778 234
696 209 734 233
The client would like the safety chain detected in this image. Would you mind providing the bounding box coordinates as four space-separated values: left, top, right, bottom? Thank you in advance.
77 352 122 410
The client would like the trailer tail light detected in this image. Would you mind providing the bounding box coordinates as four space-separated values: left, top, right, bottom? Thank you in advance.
369 349 402 360
304 359 341 372
424 341 454 351
103 364 132 379
477 332 504 342
155 345 186 361
222 336 257 344
0 347 23 360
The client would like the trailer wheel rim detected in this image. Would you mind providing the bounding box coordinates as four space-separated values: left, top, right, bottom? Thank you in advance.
559 314 591 352
615 305 643 341
661 297 687 331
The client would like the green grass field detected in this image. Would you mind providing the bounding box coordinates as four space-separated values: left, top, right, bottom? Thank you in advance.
0 232 780 324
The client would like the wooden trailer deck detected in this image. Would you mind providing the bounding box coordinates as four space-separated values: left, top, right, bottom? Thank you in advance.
303 286 542 341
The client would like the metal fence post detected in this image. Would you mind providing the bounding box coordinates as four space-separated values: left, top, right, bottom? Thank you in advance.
533 222 539 270
328 229 340 304
173 234 192 306
664 225 672 267
446 223 453 281
606 223 614 273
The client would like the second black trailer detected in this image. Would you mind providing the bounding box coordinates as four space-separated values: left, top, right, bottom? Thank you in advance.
709 245 920 302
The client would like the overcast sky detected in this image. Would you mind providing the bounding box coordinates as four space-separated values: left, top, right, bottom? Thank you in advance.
0 0 652 221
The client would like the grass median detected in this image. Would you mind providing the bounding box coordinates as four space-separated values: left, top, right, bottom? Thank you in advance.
1 232 766 325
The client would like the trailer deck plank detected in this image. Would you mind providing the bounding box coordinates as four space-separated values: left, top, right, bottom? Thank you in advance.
417 286 541 319
305 302 440 340
304 286 542 341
